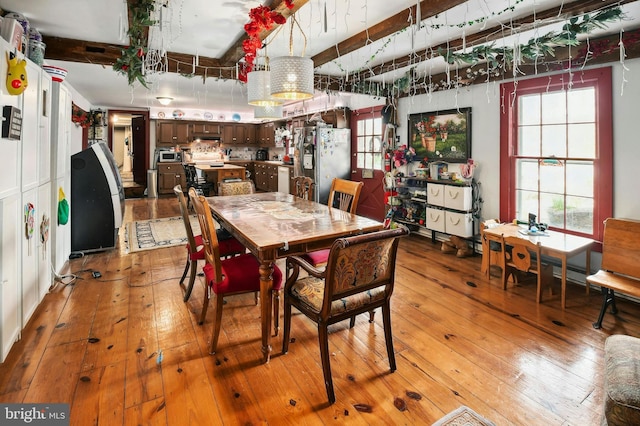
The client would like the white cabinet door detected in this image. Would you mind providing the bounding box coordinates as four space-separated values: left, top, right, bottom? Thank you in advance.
1 194 21 362
21 61 41 191
21 188 39 325
37 182 52 300
39 71 52 185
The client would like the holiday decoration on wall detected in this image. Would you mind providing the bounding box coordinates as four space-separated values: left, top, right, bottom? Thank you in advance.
24 202 35 255
6 51 28 96
40 214 50 260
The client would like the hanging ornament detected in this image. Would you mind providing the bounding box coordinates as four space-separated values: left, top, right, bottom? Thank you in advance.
40 214 50 260
6 51 29 96
24 202 35 256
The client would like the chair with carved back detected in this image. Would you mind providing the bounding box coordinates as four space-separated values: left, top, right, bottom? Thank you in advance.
189 189 283 353
292 176 315 200
501 234 554 303
217 180 255 196
282 225 409 404
174 185 245 302
183 164 215 208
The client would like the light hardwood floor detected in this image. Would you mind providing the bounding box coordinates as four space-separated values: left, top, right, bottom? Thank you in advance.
1 196 638 425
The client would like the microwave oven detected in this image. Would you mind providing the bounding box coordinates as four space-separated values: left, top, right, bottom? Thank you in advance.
158 151 181 162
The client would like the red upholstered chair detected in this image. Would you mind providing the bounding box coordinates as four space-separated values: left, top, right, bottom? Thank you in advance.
190 190 283 354
174 185 245 302
282 226 409 404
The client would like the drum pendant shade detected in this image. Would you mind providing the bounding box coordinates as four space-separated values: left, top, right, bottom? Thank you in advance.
247 70 282 107
269 56 314 100
254 104 283 119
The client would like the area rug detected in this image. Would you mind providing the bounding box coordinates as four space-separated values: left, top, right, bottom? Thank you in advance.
125 216 200 253
432 405 496 426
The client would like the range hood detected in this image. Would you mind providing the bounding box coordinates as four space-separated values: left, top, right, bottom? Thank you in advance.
191 135 222 142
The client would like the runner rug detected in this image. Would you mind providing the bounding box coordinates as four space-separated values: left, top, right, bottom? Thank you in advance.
432 405 496 426
125 216 200 253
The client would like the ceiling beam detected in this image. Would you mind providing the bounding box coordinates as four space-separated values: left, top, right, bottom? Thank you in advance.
311 0 468 67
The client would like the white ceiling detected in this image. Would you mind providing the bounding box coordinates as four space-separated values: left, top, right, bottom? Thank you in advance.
2 0 638 121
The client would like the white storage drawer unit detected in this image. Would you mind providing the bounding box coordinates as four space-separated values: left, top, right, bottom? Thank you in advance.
426 183 445 206
426 208 446 233
444 185 472 211
445 211 474 238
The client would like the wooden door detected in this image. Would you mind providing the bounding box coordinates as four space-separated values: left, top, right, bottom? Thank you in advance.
350 106 386 221
131 115 148 184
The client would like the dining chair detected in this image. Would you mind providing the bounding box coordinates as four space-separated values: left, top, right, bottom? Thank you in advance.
501 234 554 303
282 225 409 404
217 180 255 196
183 164 215 202
174 185 245 302
190 189 283 353
299 178 364 268
292 176 315 200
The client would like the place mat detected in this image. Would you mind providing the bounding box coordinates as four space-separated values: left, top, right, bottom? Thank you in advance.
432 405 496 426
125 216 200 253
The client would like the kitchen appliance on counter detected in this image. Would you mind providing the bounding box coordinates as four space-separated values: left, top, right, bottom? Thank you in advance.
256 148 268 161
293 126 351 205
158 150 181 162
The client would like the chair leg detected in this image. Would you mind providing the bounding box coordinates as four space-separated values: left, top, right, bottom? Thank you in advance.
183 260 198 302
593 288 617 329
209 295 225 354
382 302 397 372
318 323 336 404
273 291 280 337
199 285 210 325
179 256 190 286
282 296 292 354
368 309 376 323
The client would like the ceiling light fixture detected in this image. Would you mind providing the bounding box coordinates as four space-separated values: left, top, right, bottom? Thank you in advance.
247 68 282 107
254 104 283 120
156 96 173 106
270 13 314 101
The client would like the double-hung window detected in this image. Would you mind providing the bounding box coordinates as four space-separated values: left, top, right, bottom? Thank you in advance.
500 68 613 244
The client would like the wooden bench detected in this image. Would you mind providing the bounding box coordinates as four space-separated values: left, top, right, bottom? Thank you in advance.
588 218 640 329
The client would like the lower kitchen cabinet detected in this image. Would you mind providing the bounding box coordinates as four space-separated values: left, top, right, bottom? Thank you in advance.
254 162 279 192
157 162 187 194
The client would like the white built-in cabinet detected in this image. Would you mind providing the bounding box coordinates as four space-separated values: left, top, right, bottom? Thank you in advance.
0 36 60 362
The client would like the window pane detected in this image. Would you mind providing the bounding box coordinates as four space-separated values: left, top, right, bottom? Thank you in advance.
357 136 365 151
373 136 382 152
357 153 364 168
373 153 382 169
567 123 595 158
567 88 595 122
540 193 565 228
357 120 365 134
519 94 540 125
541 92 566 124
519 126 540 156
516 159 539 191
373 118 382 134
515 189 539 221
566 161 593 197
539 162 565 194
565 196 593 233
541 124 566 157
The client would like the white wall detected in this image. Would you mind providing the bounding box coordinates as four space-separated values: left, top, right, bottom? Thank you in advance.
397 58 640 223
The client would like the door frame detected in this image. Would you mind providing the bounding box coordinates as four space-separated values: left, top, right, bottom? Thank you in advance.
107 109 150 185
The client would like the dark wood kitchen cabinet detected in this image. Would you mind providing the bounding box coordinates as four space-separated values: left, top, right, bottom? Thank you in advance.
257 122 276 147
224 123 256 145
157 162 186 194
157 121 190 146
254 162 278 192
191 122 222 136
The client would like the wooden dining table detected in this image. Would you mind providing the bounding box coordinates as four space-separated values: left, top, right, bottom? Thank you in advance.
482 223 593 308
205 191 384 363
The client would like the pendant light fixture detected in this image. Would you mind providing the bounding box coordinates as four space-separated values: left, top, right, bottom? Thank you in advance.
270 13 314 100
247 57 282 107
254 104 283 120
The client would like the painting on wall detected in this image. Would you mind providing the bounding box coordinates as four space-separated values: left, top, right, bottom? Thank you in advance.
408 108 471 163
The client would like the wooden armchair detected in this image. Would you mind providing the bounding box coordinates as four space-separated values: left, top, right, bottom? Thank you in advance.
173 185 244 302
501 235 554 303
217 180 255 196
190 189 283 353
292 176 315 200
282 226 409 404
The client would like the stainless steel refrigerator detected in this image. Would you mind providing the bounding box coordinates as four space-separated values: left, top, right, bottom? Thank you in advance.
293 126 351 205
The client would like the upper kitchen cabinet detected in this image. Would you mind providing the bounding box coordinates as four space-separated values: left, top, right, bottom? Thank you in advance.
258 122 276 146
157 120 190 146
191 122 222 137
224 123 256 145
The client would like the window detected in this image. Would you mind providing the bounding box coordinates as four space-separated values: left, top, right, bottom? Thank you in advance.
500 68 613 244
355 115 383 170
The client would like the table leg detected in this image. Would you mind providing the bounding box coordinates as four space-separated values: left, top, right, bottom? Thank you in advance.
481 236 490 277
259 261 274 364
561 255 567 309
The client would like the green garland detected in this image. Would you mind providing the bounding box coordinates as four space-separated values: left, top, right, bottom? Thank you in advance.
113 0 157 88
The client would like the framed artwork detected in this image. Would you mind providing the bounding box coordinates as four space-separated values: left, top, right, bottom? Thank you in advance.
408 107 471 163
